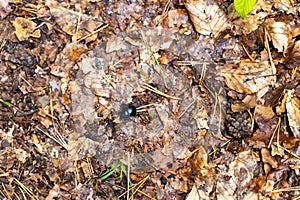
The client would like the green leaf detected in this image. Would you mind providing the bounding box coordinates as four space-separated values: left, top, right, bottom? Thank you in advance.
234 0 256 19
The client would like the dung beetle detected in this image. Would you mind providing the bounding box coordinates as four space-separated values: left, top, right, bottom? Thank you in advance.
120 104 136 119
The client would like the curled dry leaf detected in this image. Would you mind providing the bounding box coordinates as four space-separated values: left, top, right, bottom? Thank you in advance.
222 60 276 94
285 40 300 69
185 0 229 39
265 18 292 54
274 0 294 14
13 17 41 41
286 89 300 138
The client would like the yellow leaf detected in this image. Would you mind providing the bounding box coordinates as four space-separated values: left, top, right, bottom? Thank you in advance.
13 17 39 41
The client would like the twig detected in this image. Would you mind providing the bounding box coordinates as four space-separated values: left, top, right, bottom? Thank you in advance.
271 185 300 193
264 28 277 78
1 183 12 200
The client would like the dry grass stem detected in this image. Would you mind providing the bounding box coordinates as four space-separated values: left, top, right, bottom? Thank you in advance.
142 83 181 100
275 143 300 160
35 127 68 150
77 24 108 43
13 178 38 200
268 118 281 149
179 98 197 118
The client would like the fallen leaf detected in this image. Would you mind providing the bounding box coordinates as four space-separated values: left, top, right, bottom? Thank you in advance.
286 89 300 138
13 17 41 41
265 18 292 54
185 0 229 39
261 148 278 168
185 185 201 200
230 0 270 35
222 60 276 94
252 105 278 141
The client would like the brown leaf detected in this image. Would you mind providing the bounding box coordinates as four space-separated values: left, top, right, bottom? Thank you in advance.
190 146 208 171
160 9 189 29
286 89 300 138
222 61 276 94
261 148 278 168
185 0 229 39
252 105 278 141
265 18 292 54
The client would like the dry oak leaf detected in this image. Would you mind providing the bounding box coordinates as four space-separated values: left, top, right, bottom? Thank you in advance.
286 89 300 138
13 17 41 41
185 0 229 39
222 60 276 94
265 18 292 54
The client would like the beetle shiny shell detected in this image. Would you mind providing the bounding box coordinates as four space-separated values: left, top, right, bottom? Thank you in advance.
120 104 136 118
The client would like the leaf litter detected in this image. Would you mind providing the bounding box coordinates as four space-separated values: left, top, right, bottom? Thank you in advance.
0 0 299 199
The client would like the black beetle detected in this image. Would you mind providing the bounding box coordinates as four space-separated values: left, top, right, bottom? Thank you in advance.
120 104 136 119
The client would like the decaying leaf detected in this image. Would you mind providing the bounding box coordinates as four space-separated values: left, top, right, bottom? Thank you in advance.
286 89 300 138
265 18 292 54
274 0 294 14
160 9 191 34
252 105 278 141
222 60 276 94
64 43 89 61
13 17 41 41
185 0 229 39
217 150 259 199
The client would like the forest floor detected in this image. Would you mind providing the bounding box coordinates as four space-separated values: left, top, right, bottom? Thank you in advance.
0 0 299 199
